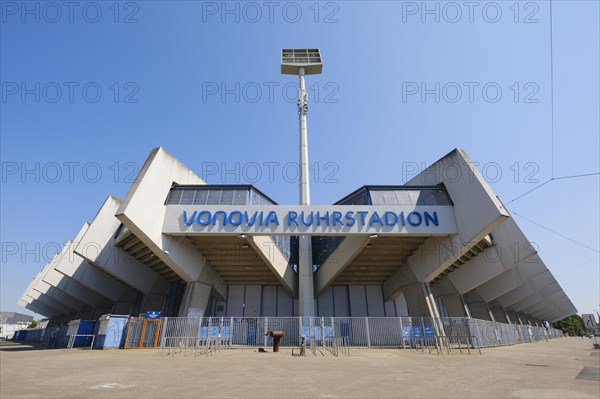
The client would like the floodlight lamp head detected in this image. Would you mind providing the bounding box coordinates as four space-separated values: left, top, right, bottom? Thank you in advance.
281 49 323 75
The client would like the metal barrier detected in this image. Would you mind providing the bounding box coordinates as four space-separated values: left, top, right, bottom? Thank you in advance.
67 334 95 350
157 316 564 355
14 316 563 355
160 317 229 356
10 326 69 348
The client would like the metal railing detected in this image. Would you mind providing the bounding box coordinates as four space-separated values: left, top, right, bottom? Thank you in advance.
11 316 564 356
160 317 230 356
157 316 564 355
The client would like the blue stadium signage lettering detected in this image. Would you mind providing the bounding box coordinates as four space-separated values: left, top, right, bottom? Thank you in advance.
182 209 439 228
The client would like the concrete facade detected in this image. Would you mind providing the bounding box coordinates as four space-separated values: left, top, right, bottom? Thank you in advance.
18 147 577 325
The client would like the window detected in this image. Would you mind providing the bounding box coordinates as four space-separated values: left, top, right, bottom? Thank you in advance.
180 189 196 205
194 190 208 205
206 190 222 204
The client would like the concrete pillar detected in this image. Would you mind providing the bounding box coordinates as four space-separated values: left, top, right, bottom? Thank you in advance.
507 310 520 324
464 291 493 321
384 265 441 318
398 283 433 317
178 282 212 318
440 294 469 317
298 235 315 317
488 300 511 324
461 295 473 318
430 278 469 318
490 307 508 323
468 302 493 321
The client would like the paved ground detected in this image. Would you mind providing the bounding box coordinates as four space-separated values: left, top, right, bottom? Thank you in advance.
1 338 599 398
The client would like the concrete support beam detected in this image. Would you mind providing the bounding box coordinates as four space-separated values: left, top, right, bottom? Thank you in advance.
405 149 509 283
115 147 226 301
27 259 86 312
74 196 168 295
475 255 546 304
449 217 538 293
177 282 212 318
313 236 371 297
463 291 494 321
57 253 131 302
516 312 529 324
506 310 518 324
496 284 535 308
41 266 105 308
496 308 511 324
51 224 135 302
541 308 564 322
383 264 441 318
19 277 64 317
248 235 298 296
138 279 172 314
475 268 526 303
384 264 416 301
488 300 511 324
448 246 503 294
33 282 85 312
529 271 556 291
430 278 468 317
20 299 60 318
522 301 548 315
511 294 544 312
25 291 71 315
539 282 561 297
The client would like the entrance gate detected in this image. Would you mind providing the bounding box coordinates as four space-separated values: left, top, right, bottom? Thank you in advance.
124 318 162 348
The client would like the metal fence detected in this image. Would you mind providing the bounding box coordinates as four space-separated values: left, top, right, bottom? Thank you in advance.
11 316 564 355
158 316 564 355
10 325 69 348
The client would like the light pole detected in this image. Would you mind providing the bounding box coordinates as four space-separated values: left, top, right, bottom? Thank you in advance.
281 49 323 317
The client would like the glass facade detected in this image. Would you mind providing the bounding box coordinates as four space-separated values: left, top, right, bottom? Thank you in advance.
166 187 249 205
337 186 453 206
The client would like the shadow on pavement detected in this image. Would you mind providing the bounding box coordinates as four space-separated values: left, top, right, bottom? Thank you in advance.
0 342 50 352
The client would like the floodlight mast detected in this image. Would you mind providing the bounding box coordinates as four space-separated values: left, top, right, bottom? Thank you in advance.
298 67 310 206
281 49 323 317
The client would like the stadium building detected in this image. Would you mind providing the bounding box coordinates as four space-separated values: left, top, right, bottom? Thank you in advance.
19 147 577 327
19 49 576 329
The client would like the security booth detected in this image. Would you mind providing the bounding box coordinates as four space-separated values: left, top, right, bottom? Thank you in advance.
94 315 129 349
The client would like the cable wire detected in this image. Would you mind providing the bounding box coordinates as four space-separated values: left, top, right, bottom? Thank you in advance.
506 172 600 205
509 210 599 253
550 0 555 177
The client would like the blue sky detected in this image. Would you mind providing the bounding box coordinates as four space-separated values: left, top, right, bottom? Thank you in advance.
1 1 598 319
